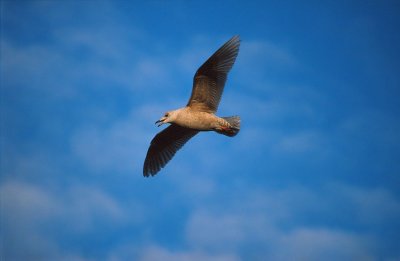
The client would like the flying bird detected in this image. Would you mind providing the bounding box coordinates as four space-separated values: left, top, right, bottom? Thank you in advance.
143 35 241 177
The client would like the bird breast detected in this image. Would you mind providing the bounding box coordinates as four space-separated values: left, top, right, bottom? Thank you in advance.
174 109 219 131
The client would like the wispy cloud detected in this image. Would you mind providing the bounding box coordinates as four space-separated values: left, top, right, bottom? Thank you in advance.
273 130 324 153
181 184 400 260
1 181 127 260
271 228 374 261
240 40 298 68
137 245 240 261
4 177 397 260
70 103 167 174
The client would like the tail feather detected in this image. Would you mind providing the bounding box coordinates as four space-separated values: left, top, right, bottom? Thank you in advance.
219 116 240 137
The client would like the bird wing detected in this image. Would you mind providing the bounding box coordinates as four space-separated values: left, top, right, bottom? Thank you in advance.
187 35 240 113
143 124 199 177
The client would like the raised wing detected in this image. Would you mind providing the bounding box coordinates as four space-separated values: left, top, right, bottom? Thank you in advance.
187 35 240 113
143 124 199 177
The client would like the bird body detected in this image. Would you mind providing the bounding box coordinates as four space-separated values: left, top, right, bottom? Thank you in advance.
143 36 241 176
163 107 231 131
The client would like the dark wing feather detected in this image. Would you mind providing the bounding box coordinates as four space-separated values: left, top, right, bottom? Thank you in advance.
187 35 240 113
143 124 199 177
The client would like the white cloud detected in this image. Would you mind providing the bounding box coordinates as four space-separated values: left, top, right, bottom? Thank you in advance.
2 21 143 97
240 40 298 68
233 39 300 92
338 110 400 150
138 245 240 261
70 104 164 174
1 181 61 259
182 184 399 260
1 181 61 225
2 181 127 225
0 181 127 260
1 40 76 96
186 209 276 253
271 228 374 261
131 57 175 90
175 34 231 74
334 184 400 226
274 130 323 153
63 185 127 232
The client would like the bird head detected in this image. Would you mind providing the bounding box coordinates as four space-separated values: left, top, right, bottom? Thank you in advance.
155 111 175 127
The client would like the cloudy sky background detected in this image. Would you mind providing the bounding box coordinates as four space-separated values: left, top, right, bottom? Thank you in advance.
1 1 400 260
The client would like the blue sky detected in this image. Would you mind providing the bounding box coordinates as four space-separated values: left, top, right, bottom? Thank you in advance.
1 0 400 260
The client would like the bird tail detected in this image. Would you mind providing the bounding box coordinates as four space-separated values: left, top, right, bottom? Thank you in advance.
219 116 240 137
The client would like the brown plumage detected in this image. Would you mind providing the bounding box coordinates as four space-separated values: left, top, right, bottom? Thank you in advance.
143 35 241 177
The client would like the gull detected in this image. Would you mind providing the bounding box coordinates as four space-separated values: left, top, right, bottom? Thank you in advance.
143 35 241 177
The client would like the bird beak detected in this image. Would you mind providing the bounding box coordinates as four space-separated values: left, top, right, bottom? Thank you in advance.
155 117 167 127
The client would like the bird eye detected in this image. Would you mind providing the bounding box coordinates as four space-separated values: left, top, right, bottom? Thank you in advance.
164 113 169 117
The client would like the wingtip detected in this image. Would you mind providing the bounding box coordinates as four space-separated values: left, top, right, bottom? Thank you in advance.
232 35 240 41
143 169 156 177
227 35 240 45
143 162 156 177
224 35 241 55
